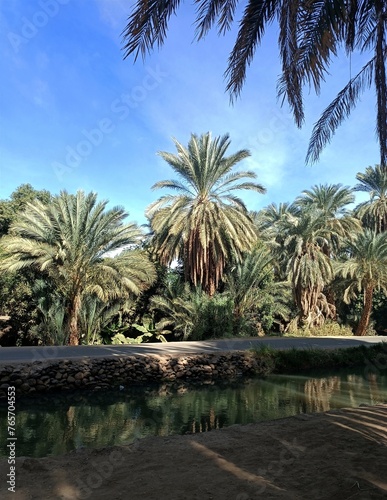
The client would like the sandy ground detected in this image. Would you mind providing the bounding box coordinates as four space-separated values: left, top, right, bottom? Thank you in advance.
1 405 386 500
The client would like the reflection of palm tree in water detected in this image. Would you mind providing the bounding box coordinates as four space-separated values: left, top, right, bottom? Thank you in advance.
304 377 341 413
63 406 76 453
190 407 220 433
368 373 382 405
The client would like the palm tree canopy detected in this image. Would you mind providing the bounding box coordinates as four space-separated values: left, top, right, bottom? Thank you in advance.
284 208 335 287
354 164 387 233
147 132 266 294
295 183 361 254
296 184 355 216
123 1 387 166
0 190 155 292
254 201 300 233
336 229 387 298
0 191 156 344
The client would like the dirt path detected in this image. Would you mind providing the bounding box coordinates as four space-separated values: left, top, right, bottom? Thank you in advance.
1 405 386 500
1 336 387 365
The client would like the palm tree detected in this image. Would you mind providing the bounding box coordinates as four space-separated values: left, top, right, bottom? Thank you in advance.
336 229 387 336
255 202 302 281
296 184 355 218
225 244 291 333
0 190 156 345
284 208 337 329
296 183 361 255
225 244 273 321
147 132 266 295
123 1 387 166
354 165 387 233
150 280 197 341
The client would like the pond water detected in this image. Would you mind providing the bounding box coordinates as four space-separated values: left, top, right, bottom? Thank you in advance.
1 367 387 458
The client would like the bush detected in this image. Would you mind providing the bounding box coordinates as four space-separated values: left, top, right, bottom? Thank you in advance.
250 343 387 374
191 294 235 340
284 322 354 337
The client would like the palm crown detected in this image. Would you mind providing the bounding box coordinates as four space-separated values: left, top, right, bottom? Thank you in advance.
354 165 387 233
147 132 266 295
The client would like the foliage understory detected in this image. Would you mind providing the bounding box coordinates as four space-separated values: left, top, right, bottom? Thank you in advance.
283 322 355 337
251 343 387 375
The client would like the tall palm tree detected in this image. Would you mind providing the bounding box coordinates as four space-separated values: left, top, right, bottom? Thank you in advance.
284 208 337 328
295 183 361 311
123 1 387 166
354 165 387 233
0 190 156 345
336 229 387 336
147 132 266 295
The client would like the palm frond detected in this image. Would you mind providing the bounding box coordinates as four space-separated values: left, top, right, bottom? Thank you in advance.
306 57 375 164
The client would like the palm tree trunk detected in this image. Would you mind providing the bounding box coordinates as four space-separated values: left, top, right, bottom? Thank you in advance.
68 294 81 345
355 284 374 336
208 278 216 297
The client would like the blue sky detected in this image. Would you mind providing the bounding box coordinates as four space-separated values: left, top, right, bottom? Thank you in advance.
0 0 378 225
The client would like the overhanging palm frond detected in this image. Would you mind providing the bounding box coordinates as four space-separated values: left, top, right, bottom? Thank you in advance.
306 58 374 164
374 0 387 167
122 0 387 166
195 0 239 39
225 0 279 100
122 0 183 61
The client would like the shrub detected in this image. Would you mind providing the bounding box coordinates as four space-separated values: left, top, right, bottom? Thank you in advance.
250 343 387 374
191 294 235 340
284 322 354 337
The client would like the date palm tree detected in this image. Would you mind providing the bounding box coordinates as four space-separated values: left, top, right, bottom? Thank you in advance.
296 184 355 218
0 190 156 345
147 132 266 295
123 1 387 166
336 229 387 336
354 165 387 233
284 208 337 329
296 183 361 256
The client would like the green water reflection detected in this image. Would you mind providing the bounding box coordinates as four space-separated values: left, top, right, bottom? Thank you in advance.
1 368 386 457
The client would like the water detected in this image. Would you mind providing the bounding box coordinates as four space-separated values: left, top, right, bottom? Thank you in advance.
1 368 386 458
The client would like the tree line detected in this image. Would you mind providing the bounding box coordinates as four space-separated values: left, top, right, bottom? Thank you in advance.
0 132 387 346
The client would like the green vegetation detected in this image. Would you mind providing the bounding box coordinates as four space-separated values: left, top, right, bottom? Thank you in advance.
1 157 387 346
251 343 387 374
283 323 354 338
